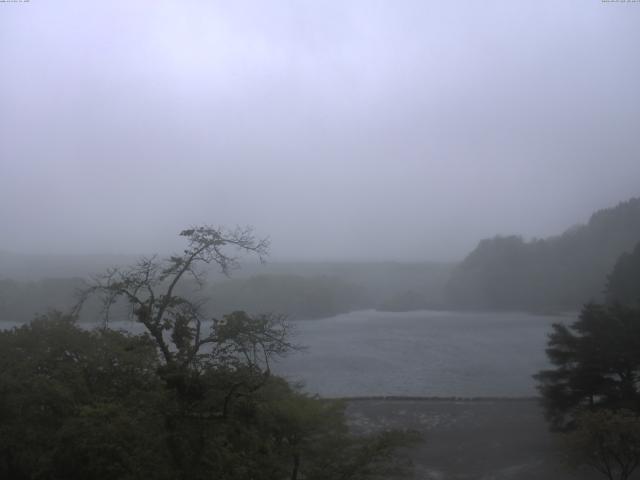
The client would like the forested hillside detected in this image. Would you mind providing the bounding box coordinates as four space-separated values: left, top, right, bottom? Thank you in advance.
446 198 640 311
606 240 640 306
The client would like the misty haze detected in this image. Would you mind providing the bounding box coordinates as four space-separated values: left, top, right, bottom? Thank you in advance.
1 2 640 480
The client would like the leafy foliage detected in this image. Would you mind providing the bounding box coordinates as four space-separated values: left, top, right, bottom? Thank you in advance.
535 244 640 480
535 303 640 431
0 314 418 480
0 313 168 480
0 225 419 479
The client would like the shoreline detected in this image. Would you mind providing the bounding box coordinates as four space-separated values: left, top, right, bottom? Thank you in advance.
334 395 540 402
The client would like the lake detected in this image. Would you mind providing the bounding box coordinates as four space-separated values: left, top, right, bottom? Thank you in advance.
0 309 570 398
273 309 568 398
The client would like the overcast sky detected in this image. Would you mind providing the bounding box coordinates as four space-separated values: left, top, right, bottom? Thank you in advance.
1 0 639 261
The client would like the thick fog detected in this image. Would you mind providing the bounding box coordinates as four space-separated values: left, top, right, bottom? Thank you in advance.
1 0 639 261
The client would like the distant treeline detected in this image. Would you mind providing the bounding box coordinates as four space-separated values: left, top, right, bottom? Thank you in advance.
445 198 640 311
206 274 368 319
2 197 637 320
0 262 453 322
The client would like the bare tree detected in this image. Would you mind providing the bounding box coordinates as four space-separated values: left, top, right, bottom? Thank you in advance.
75 225 292 375
71 226 305 475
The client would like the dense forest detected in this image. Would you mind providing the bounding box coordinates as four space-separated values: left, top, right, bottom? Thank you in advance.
446 198 640 311
606 240 640 306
